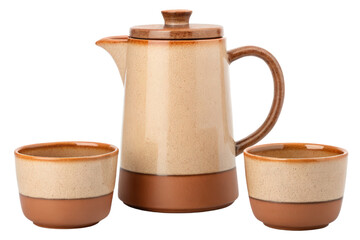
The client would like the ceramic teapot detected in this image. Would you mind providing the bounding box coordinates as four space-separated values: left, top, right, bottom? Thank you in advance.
96 9 284 213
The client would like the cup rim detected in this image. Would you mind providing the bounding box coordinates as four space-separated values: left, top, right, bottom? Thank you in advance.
244 142 348 162
14 141 119 161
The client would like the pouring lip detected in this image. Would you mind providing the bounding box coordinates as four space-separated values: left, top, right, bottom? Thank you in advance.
96 35 128 45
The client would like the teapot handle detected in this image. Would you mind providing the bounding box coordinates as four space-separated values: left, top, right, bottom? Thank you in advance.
227 46 285 156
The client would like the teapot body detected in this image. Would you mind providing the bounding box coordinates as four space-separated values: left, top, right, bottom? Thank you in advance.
122 37 236 175
118 37 239 212
97 10 284 213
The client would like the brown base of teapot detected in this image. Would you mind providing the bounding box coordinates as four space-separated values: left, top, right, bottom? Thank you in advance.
124 202 234 213
118 168 238 213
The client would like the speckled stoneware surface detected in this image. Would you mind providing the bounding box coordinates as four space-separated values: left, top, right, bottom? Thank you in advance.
244 143 348 230
102 37 234 176
15 142 118 228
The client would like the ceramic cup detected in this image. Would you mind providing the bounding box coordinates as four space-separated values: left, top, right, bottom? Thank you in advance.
244 143 347 230
15 141 118 228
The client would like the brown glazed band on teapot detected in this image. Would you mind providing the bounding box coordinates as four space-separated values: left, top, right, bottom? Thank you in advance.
97 9 285 213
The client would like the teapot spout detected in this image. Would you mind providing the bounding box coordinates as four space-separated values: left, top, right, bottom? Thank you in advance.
96 36 128 84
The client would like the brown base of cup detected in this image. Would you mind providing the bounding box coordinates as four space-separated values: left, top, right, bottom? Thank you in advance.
264 223 328 231
118 168 238 213
33 221 100 229
20 192 113 229
249 197 343 230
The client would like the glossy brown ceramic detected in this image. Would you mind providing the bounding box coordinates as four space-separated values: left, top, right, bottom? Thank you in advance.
244 143 348 230
118 168 238 212
15 142 118 228
130 10 223 40
20 193 113 229
249 197 343 230
96 10 284 212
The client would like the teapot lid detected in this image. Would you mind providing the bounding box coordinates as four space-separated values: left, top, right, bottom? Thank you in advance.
130 10 223 40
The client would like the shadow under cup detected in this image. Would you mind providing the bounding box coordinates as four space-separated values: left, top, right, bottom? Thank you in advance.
15 142 118 229
244 143 348 230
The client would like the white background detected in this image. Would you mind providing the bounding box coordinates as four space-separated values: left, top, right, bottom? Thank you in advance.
0 0 359 239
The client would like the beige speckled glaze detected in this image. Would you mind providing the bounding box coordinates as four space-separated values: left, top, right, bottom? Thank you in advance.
15 142 118 199
96 10 285 177
123 38 233 175
96 36 285 175
244 143 348 203
99 37 234 175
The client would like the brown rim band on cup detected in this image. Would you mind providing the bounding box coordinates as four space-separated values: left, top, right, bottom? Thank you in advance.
15 141 119 161
244 143 348 162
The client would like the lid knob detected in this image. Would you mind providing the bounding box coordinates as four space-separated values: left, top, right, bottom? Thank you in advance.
161 9 192 26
